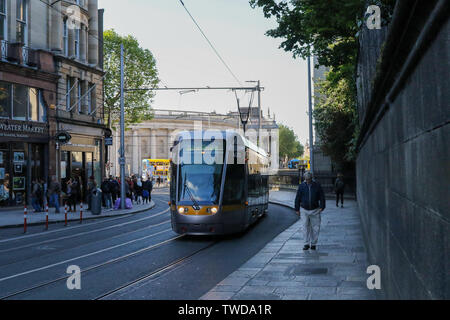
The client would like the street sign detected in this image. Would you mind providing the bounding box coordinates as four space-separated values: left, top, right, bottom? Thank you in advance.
55 132 72 145
119 157 126 165
105 137 113 146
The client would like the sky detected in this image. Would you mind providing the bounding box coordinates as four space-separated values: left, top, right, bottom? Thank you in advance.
98 0 310 145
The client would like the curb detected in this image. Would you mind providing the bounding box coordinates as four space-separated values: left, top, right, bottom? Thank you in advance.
0 201 156 230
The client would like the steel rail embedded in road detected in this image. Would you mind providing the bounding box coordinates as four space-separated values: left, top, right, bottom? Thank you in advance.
0 209 170 253
0 206 169 245
93 241 219 300
0 230 181 300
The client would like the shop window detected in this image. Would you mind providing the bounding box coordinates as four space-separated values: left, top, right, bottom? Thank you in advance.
0 82 10 118
13 84 27 121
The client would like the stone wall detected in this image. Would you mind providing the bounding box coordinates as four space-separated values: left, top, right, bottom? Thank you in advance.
356 1 449 299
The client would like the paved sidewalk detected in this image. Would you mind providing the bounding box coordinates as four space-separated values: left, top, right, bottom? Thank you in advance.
201 190 375 300
0 201 156 228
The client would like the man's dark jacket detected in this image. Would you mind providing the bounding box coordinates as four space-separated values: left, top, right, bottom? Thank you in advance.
294 181 326 211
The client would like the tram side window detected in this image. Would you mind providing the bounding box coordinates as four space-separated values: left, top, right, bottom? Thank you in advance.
170 162 176 202
223 164 245 205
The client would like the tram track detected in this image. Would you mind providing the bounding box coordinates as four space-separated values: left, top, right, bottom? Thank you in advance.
93 240 219 300
0 230 182 300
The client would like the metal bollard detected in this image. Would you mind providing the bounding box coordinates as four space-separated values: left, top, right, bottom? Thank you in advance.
65 203 68 227
45 203 49 230
24 205 27 234
80 202 83 224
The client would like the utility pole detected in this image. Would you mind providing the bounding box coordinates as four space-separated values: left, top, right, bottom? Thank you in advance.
258 80 262 148
308 56 315 176
119 44 126 210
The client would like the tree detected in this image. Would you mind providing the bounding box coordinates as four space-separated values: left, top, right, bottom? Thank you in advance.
279 124 304 160
103 29 159 128
249 0 395 167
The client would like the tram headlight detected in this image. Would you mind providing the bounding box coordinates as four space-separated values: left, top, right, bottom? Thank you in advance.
210 207 218 214
178 207 187 214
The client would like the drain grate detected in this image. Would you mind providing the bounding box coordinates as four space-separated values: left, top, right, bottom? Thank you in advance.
287 266 329 276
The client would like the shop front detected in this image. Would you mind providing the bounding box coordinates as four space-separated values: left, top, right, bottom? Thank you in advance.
59 134 103 201
0 121 49 207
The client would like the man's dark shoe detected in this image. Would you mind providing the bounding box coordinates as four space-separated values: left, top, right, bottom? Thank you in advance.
311 246 317 251
303 245 310 251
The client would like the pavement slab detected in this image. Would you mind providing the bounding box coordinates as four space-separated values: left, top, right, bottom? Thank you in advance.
200 190 377 301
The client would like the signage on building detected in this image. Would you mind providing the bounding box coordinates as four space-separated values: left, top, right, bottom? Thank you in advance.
55 132 72 145
105 137 113 146
0 121 48 138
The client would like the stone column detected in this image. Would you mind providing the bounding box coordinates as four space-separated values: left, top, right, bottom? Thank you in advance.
150 130 157 159
50 1 62 51
132 130 139 175
167 130 172 159
88 0 99 66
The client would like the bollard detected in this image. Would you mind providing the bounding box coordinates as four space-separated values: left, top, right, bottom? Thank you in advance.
24 205 28 234
65 203 68 227
45 203 49 230
80 202 83 224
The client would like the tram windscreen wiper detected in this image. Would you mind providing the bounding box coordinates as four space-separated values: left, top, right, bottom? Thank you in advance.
184 181 201 211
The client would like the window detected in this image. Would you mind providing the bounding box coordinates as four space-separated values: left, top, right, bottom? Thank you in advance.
29 88 38 122
63 18 68 55
66 77 71 111
38 91 47 122
0 82 10 118
13 84 27 121
0 0 6 41
16 0 27 45
74 28 80 58
77 81 82 113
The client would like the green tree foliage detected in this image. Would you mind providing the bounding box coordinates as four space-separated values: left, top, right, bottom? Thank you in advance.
249 0 395 167
279 124 305 160
104 29 159 127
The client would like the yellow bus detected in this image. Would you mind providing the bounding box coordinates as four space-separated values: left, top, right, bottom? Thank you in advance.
142 159 171 182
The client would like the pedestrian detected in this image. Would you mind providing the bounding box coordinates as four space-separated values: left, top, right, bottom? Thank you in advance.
68 178 78 212
335 173 345 208
101 178 113 209
295 171 326 251
135 178 143 204
31 179 43 213
111 176 120 202
87 176 96 210
48 176 61 214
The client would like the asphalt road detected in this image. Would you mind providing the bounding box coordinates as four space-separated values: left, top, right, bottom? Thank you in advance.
0 189 298 300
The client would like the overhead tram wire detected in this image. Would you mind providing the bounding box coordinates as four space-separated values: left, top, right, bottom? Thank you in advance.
178 0 242 87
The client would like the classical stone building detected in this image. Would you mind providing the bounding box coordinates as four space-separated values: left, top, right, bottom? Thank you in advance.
109 108 279 177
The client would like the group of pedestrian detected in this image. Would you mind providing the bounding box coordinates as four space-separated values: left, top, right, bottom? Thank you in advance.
295 171 346 251
101 175 153 210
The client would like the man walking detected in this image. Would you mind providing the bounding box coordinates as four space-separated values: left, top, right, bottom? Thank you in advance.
295 171 326 251
48 176 61 214
335 173 345 208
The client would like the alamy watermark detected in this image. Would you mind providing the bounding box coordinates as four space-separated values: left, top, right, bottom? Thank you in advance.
66 265 81 290
367 265 381 290
366 5 381 30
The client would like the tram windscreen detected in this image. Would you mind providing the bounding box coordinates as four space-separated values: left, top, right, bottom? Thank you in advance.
177 139 224 204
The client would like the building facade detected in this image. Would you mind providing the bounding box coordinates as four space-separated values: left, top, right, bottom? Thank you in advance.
0 0 59 207
109 108 279 178
51 0 106 197
0 0 105 208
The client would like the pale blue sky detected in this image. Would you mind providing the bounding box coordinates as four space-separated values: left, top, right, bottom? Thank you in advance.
98 0 310 144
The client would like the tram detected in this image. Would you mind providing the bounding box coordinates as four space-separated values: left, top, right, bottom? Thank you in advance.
169 130 270 235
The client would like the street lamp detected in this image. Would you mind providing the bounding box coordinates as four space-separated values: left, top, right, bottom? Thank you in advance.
234 90 251 134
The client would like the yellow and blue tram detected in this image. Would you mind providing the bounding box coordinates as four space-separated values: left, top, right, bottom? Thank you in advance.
169 130 270 235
